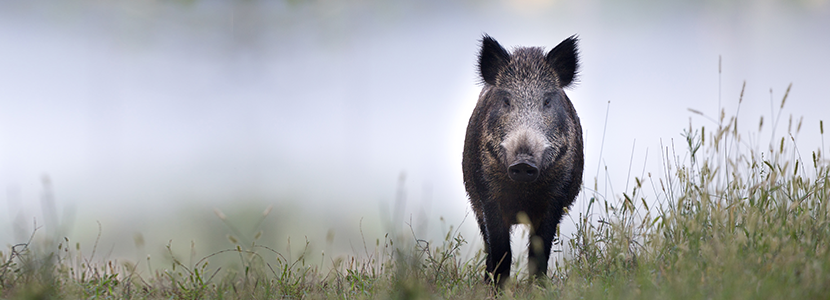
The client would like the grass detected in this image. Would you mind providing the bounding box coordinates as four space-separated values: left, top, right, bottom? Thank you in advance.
2 84 830 299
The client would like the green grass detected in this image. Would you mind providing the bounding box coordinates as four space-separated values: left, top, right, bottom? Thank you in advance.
2 85 830 299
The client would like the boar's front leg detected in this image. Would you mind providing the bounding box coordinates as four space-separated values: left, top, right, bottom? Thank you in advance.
527 209 563 280
483 206 512 287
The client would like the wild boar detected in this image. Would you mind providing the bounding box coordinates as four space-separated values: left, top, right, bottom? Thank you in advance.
462 34 584 287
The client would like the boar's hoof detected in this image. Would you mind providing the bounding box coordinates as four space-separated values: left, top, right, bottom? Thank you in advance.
508 162 539 182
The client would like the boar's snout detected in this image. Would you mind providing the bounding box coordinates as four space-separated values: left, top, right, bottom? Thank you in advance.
500 129 549 183
508 160 539 182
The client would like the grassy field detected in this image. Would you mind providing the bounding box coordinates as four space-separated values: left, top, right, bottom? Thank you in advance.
2 86 830 299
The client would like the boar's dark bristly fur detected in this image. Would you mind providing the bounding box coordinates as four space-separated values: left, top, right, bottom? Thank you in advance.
463 34 584 287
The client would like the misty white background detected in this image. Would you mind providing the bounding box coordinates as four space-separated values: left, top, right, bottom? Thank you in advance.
2 0 829 265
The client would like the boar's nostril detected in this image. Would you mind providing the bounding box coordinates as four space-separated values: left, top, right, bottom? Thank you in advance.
508 162 539 182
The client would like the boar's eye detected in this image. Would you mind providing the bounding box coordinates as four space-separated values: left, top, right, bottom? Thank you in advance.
502 97 510 107
544 92 560 108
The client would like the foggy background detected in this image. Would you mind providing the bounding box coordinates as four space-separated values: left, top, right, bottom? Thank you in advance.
2 0 829 268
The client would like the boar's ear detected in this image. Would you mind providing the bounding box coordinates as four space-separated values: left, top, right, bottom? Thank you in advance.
478 35 510 85
546 35 579 88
